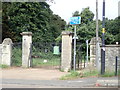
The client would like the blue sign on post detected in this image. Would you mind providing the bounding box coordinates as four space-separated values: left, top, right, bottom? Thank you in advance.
70 16 81 71
70 16 81 25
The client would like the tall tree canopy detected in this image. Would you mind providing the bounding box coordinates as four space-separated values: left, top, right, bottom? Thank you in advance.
72 7 94 24
69 7 119 44
2 2 66 42
66 7 120 56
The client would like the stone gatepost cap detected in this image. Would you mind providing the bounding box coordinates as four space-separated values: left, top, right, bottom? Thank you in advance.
89 37 102 45
62 31 73 35
2 38 13 44
20 32 32 36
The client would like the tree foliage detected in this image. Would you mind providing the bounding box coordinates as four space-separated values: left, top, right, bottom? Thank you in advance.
72 7 94 24
2 2 66 42
105 17 120 44
67 7 120 56
70 7 119 45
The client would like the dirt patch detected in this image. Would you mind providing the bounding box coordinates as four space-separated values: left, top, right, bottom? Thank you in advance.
1 67 68 80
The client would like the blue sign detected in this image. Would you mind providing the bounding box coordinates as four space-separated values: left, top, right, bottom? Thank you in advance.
70 16 81 25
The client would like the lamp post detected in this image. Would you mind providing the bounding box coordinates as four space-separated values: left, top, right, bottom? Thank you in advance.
101 0 105 75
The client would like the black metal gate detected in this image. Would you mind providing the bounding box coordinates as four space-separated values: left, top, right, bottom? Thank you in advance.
11 42 22 67
31 42 61 70
71 42 86 70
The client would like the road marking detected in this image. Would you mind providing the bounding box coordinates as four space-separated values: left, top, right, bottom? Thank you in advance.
67 81 83 83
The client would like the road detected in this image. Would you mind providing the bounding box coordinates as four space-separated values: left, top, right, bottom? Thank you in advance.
1 77 118 88
0 68 118 88
1 77 96 88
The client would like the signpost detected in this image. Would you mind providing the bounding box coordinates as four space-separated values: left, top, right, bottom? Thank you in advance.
70 16 81 71
86 40 89 67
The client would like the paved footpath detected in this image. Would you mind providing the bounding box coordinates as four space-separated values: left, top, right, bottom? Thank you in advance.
0 68 119 88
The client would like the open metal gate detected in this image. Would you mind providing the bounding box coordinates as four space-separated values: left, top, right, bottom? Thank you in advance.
31 42 61 70
71 42 86 70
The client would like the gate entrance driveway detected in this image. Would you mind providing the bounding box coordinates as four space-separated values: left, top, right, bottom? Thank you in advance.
32 42 61 70
2 67 67 80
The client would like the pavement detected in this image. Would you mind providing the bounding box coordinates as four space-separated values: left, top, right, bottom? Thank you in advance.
96 77 119 87
0 67 119 88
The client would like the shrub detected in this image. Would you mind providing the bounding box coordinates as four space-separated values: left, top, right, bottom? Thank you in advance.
0 64 9 68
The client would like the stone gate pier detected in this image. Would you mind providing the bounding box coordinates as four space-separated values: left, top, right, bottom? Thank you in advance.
0 38 12 66
61 31 73 72
89 37 101 67
21 32 32 68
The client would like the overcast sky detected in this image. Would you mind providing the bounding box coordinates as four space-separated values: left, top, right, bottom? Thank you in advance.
47 0 119 23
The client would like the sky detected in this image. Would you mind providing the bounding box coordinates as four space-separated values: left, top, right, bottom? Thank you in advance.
47 0 120 23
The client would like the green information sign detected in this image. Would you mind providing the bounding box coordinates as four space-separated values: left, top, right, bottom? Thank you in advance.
53 46 60 55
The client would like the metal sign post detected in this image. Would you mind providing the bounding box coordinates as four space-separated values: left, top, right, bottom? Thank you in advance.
70 16 81 71
86 40 89 67
73 25 77 71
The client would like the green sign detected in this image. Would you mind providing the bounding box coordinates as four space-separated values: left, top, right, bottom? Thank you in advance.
53 46 60 55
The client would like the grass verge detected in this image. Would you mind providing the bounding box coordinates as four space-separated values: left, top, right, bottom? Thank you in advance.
60 69 117 80
0 64 9 68
101 71 117 77
60 71 81 80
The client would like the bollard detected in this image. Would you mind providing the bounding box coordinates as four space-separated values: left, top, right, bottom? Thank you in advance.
115 56 118 76
84 56 86 68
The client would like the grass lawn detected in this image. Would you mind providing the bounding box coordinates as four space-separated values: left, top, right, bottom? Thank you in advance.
32 57 60 66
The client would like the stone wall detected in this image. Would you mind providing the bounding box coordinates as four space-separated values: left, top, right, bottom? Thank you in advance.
104 45 120 72
90 37 120 72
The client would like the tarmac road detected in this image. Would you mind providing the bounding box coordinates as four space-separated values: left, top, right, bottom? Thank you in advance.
1 78 96 88
1 77 118 88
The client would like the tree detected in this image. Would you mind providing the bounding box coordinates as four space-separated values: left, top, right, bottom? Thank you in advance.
68 7 120 56
67 8 95 56
103 17 120 44
0 1 2 24
2 2 66 42
72 7 94 24
72 11 80 17
80 7 94 24
2 2 15 41
50 14 66 41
